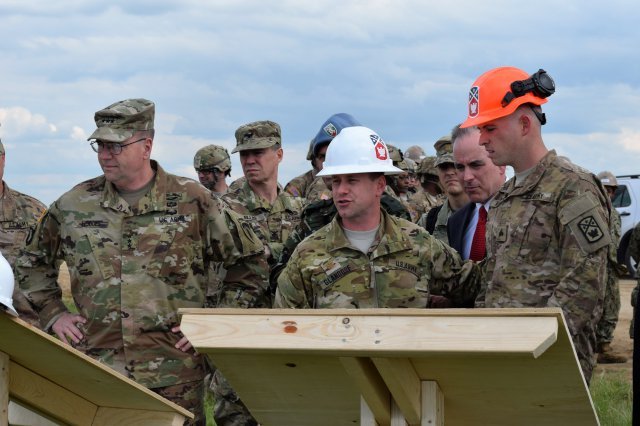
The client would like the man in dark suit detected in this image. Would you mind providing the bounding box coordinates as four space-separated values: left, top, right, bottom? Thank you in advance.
447 124 506 259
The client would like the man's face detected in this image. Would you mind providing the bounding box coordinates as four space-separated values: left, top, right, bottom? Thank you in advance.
396 172 411 193
331 173 385 228
454 129 506 203
312 144 329 172
97 136 151 191
239 146 282 185
197 169 223 190
437 163 464 196
478 113 521 167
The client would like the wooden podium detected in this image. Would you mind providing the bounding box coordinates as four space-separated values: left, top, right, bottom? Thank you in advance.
180 308 599 426
0 312 191 425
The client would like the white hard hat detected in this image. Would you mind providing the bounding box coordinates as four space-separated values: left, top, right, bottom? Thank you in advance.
317 126 403 177
0 253 18 317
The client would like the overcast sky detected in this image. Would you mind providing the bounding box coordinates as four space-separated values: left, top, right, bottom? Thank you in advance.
1 0 639 205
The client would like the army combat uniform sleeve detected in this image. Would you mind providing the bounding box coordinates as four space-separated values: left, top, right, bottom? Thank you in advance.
15 205 67 329
273 247 312 309
208 198 271 308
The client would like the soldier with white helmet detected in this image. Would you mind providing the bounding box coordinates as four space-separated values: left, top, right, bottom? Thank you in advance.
193 144 232 195
595 171 627 363
274 126 480 310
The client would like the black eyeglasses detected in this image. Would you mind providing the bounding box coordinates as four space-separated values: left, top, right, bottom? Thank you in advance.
90 138 146 155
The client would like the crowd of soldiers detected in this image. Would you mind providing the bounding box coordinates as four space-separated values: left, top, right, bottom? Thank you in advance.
0 65 637 425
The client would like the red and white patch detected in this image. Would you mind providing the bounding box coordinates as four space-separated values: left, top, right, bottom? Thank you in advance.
468 86 479 118
374 141 388 160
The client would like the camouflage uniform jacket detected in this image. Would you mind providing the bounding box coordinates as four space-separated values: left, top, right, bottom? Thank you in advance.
16 161 268 388
482 150 610 378
305 176 332 203
284 169 316 198
407 190 440 223
274 209 480 309
222 180 303 266
0 182 47 326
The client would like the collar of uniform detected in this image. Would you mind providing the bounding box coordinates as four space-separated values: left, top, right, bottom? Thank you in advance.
0 181 17 220
101 160 165 213
326 209 412 256
496 150 557 201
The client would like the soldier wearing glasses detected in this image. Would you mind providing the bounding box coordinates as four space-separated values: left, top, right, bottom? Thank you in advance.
16 98 269 425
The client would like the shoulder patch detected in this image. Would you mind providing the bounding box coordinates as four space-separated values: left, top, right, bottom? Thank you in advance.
578 216 604 243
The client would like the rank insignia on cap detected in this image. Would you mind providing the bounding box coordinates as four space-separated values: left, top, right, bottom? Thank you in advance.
374 141 388 160
323 123 337 138
469 86 479 117
578 216 604 243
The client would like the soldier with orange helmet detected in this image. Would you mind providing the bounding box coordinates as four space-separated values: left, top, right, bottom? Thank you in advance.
462 67 612 383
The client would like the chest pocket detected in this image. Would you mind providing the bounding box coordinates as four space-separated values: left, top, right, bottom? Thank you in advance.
79 229 118 280
374 260 430 308
312 259 369 308
142 220 197 284
494 198 553 265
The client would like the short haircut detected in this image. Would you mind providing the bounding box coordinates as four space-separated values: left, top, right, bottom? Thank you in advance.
451 123 478 145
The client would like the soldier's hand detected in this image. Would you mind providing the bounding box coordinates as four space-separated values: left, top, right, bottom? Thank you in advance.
172 325 195 353
52 312 87 345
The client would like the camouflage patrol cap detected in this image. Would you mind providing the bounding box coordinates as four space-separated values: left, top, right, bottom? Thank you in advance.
417 156 438 176
88 98 155 143
434 134 454 167
232 120 281 154
194 144 232 173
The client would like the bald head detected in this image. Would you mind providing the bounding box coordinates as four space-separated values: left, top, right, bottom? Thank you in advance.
453 126 506 203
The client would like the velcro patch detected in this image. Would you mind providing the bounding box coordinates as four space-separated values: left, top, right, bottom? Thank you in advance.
578 216 604 243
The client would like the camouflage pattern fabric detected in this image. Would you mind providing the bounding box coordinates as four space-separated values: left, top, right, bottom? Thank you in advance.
211 369 258 426
228 176 246 193
482 150 611 383
284 169 316 198
88 98 155 143
154 380 205 426
430 201 455 244
16 161 269 390
274 209 480 309
596 209 624 344
406 189 441 222
0 182 46 327
629 222 640 338
305 176 332 203
222 180 303 267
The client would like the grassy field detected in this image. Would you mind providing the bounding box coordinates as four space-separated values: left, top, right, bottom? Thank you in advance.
591 371 633 425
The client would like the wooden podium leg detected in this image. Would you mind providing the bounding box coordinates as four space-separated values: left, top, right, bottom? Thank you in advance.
421 381 444 426
1 351 9 426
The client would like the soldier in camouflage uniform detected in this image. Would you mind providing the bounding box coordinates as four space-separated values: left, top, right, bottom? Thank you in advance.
193 144 232 195
0 138 47 327
410 156 442 217
594 171 627 363
16 99 269 425
275 126 480 310
420 135 469 243
287 113 362 202
462 67 611 383
223 120 303 268
218 120 303 425
395 158 420 222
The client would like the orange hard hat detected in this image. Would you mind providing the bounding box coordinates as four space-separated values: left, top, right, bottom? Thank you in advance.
461 67 552 128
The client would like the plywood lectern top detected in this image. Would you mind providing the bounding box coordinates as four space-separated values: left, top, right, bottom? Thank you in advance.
0 312 191 425
180 307 598 426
